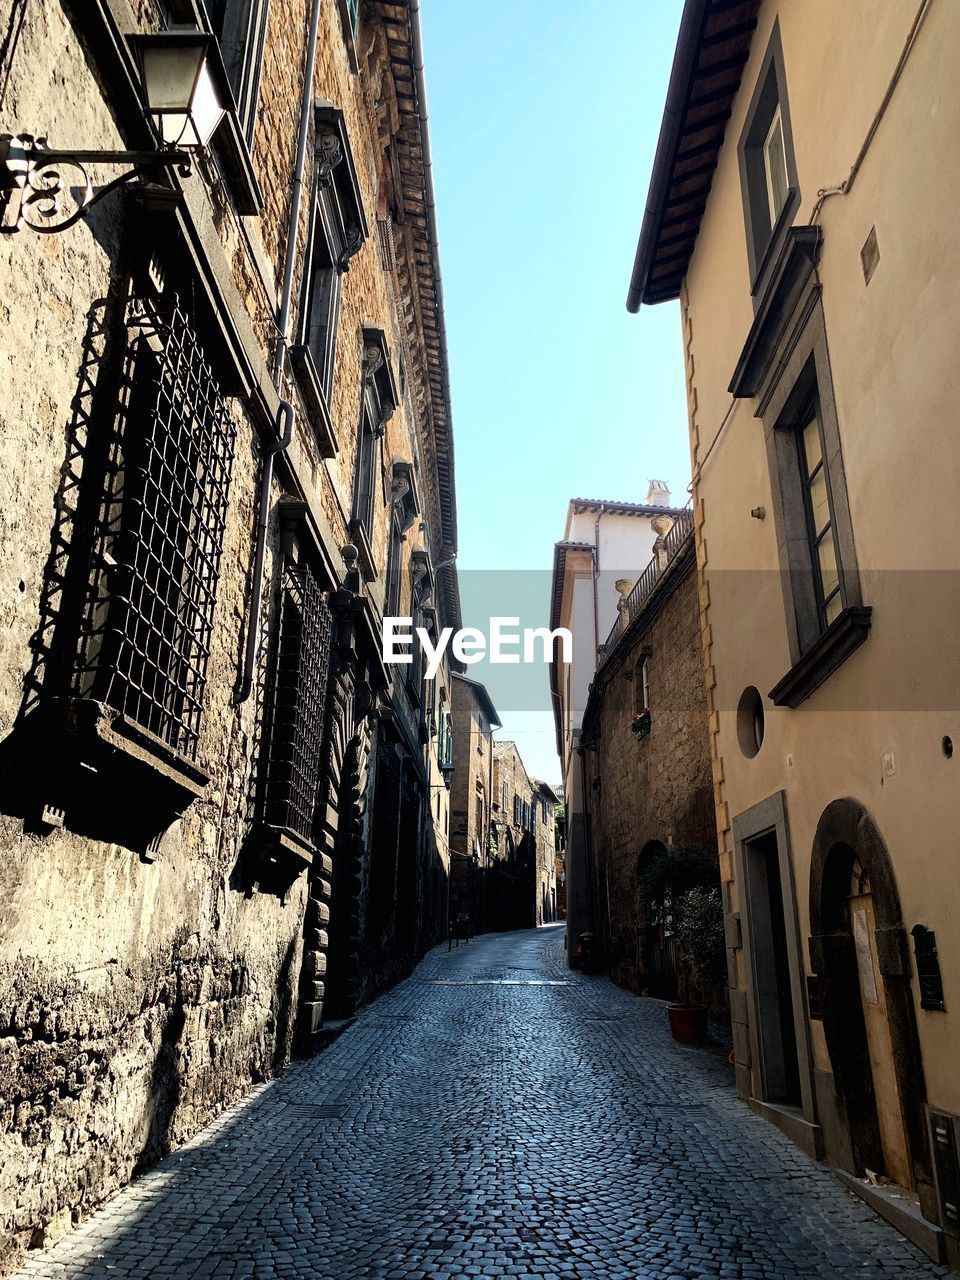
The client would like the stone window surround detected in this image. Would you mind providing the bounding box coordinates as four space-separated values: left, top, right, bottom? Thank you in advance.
730 227 871 708
731 790 823 1160
736 17 801 305
349 328 398 583
154 0 265 214
291 105 369 459
208 0 272 146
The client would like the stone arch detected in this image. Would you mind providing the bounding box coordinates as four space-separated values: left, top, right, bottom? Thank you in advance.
808 797 934 1213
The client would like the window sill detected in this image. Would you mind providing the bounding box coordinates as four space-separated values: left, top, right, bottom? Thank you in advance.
246 822 315 881
768 606 872 708
348 518 377 582
12 697 209 859
290 345 339 458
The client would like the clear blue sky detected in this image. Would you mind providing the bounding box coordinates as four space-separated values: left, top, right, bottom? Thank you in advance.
420 0 689 782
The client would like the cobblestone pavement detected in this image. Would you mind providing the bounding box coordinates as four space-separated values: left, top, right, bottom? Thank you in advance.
16 925 949 1280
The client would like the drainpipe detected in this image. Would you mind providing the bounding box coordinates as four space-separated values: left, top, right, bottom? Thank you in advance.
234 0 323 704
592 505 604 666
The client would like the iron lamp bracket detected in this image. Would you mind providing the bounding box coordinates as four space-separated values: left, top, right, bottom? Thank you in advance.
0 133 192 234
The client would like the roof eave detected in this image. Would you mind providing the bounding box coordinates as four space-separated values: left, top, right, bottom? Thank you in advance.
626 0 760 312
627 0 710 312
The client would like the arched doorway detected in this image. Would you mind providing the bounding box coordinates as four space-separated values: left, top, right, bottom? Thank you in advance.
636 840 677 998
809 798 934 1212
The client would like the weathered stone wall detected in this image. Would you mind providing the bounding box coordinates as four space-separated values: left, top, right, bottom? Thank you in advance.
490 742 536 930
0 0 455 1269
585 551 717 996
0 6 307 1265
533 793 557 927
449 678 493 931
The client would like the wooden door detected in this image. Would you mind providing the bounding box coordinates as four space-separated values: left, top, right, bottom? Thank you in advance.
849 872 914 1189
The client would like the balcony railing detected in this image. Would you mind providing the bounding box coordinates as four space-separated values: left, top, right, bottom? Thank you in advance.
602 505 694 654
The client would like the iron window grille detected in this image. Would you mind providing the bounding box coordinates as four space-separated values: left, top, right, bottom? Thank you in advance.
76 294 235 761
259 559 334 847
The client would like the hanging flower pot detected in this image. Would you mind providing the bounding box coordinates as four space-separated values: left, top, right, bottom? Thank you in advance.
630 709 651 739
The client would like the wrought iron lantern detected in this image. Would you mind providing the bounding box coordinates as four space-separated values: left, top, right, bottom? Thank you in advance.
130 31 228 149
1 29 229 234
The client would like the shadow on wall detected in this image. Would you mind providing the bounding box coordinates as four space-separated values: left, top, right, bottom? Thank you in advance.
15 296 115 729
133 935 300 1179
0 288 183 853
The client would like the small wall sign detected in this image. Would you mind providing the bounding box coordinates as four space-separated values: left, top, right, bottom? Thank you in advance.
911 925 946 1011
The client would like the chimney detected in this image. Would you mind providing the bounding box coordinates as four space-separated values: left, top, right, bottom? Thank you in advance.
645 478 671 507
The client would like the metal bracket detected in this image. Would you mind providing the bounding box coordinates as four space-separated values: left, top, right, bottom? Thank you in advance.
1 133 190 234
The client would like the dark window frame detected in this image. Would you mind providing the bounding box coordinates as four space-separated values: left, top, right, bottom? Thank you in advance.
737 20 801 303
794 393 842 633
349 328 398 581
336 0 361 72
352 395 379 541
291 106 368 456
762 308 871 706
207 0 271 144
385 503 405 621
407 544 431 708
301 219 341 406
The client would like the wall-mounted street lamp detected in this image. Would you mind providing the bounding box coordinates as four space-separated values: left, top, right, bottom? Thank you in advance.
1 30 229 235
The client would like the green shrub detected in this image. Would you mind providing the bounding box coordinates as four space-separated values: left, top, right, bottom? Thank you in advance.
675 886 726 988
637 843 716 904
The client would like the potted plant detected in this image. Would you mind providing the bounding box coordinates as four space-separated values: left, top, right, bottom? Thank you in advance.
670 885 726 1041
637 844 722 1042
631 708 651 740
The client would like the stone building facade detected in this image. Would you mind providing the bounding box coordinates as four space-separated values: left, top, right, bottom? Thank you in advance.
532 782 560 927
549 489 687 964
0 0 458 1267
448 672 499 937
488 742 557 931
580 512 717 998
628 0 960 1262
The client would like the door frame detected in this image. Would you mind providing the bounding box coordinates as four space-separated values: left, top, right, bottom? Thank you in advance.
808 797 935 1218
733 790 822 1156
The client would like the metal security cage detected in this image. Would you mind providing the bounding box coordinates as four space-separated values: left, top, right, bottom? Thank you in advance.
260 559 333 847
76 294 236 760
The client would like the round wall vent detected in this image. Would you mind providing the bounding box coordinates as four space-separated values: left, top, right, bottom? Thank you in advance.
737 686 765 759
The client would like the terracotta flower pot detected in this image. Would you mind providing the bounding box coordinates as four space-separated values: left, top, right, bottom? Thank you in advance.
667 1003 708 1043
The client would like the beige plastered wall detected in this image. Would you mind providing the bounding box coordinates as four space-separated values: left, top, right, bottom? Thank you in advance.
679 0 960 1112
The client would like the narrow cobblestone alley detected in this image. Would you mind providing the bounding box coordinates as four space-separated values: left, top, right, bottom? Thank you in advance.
14 926 948 1280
